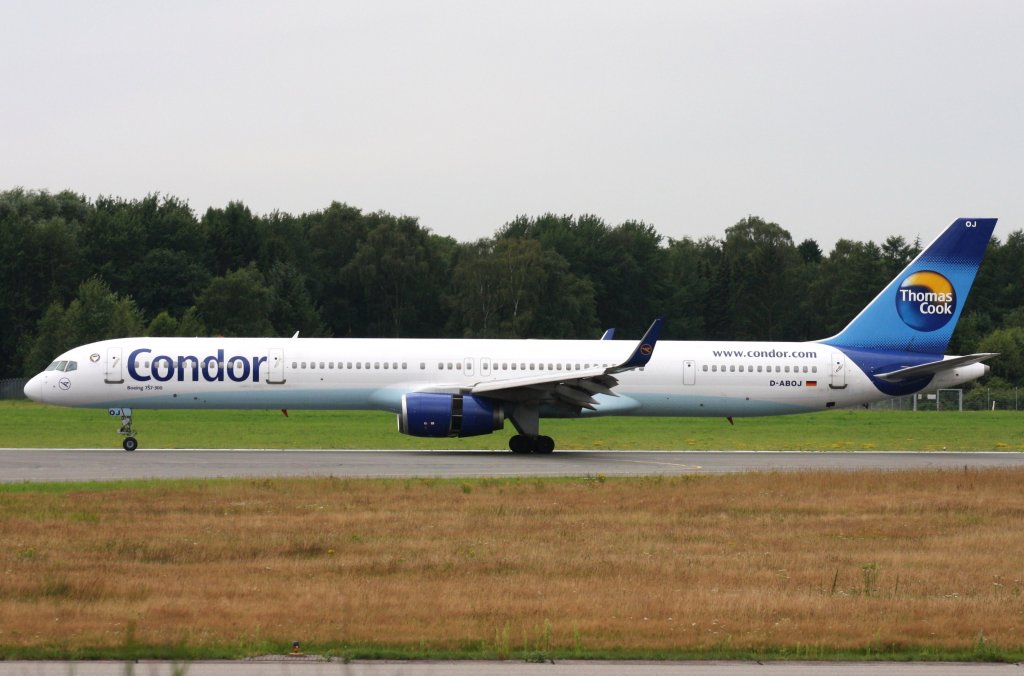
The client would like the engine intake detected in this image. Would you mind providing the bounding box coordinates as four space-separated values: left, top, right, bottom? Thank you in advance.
398 393 504 438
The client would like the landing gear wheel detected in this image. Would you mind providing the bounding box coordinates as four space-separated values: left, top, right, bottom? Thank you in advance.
535 435 555 454
122 437 138 452
509 435 532 454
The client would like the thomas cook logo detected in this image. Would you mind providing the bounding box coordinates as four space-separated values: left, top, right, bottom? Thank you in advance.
895 271 956 332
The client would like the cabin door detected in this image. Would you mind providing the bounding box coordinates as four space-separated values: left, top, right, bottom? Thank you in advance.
829 352 847 389
105 347 123 384
682 360 696 385
267 348 286 384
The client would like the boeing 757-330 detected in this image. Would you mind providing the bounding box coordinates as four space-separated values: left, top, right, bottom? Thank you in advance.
24 218 997 453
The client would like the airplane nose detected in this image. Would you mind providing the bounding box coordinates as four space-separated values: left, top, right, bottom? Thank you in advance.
24 374 42 402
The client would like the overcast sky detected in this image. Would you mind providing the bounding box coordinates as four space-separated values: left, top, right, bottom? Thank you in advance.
2 0 1021 248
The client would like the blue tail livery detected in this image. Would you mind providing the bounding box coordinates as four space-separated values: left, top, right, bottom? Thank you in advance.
823 218 997 355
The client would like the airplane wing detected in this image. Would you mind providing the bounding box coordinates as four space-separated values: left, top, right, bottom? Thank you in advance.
468 317 664 409
874 353 998 382
419 317 663 410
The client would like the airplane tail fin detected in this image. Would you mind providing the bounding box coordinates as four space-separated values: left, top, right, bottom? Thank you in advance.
823 218 996 355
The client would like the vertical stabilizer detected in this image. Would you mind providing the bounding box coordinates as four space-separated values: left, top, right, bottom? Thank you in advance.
823 218 996 355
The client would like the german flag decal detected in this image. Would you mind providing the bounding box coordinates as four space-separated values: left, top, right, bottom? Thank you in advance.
806 380 818 387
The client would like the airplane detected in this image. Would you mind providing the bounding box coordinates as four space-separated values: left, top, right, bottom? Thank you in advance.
24 217 998 454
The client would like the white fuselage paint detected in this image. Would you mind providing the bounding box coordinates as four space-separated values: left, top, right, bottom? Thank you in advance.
26 337 986 418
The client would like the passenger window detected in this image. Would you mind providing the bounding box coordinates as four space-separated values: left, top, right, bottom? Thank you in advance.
812 366 818 373
374 362 380 370
383 362 389 369
394 362 400 370
511 363 517 370
776 366 781 373
712 365 717 372
291 362 297 369
364 362 370 369
448 362 454 370
802 366 808 373
329 362 334 369
420 362 426 370
301 362 307 369
356 363 361 369
319 362 324 369
757 366 762 373
347 362 353 369
702 365 708 372
785 366 790 373
575 364 581 370
502 363 508 370
738 366 744 372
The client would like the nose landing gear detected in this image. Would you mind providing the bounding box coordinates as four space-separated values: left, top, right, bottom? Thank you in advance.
109 407 138 452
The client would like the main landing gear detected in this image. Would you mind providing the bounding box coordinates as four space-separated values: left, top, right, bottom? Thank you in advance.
110 407 138 452
509 434 555 454
507 404 555 454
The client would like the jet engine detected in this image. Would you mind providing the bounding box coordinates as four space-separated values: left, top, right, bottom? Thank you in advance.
398 392 504 438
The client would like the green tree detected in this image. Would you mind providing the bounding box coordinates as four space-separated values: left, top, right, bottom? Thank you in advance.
977 327 1024 385
266 261 327 337
196 264 276 336
344 214 447 337
720 216 801 340
662 237 712 340
302 202 368 336
202 201 264 276
22 277 145 373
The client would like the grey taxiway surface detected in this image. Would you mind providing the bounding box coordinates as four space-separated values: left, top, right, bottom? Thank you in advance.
1 448 1023 483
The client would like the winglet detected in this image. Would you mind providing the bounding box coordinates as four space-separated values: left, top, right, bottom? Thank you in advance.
600 328 616 340
610 317 664 372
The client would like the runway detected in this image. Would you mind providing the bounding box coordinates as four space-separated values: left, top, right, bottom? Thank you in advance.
1 448 1022 483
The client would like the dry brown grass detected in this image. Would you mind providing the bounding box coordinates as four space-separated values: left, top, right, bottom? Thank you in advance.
2 470 1024 655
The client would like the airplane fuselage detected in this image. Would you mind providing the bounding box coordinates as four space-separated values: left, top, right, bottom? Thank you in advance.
26 336 986 418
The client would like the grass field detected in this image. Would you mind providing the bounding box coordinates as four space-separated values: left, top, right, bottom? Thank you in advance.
1 400 1022 451
1 470 1023 662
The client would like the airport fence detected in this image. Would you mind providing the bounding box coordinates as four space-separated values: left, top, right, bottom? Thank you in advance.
872 387 1023 412
0 378 28 400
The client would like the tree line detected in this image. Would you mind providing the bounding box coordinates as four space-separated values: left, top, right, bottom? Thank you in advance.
3 189 1023 385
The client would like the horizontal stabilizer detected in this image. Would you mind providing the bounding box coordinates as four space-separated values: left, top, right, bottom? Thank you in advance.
875 353 998 382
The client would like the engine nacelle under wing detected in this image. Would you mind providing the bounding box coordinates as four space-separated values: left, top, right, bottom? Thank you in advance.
398 392 504 438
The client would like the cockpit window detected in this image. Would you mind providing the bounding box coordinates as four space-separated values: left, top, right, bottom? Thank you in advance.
45 361 60 371
55 361 68 372
64 361 77 372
